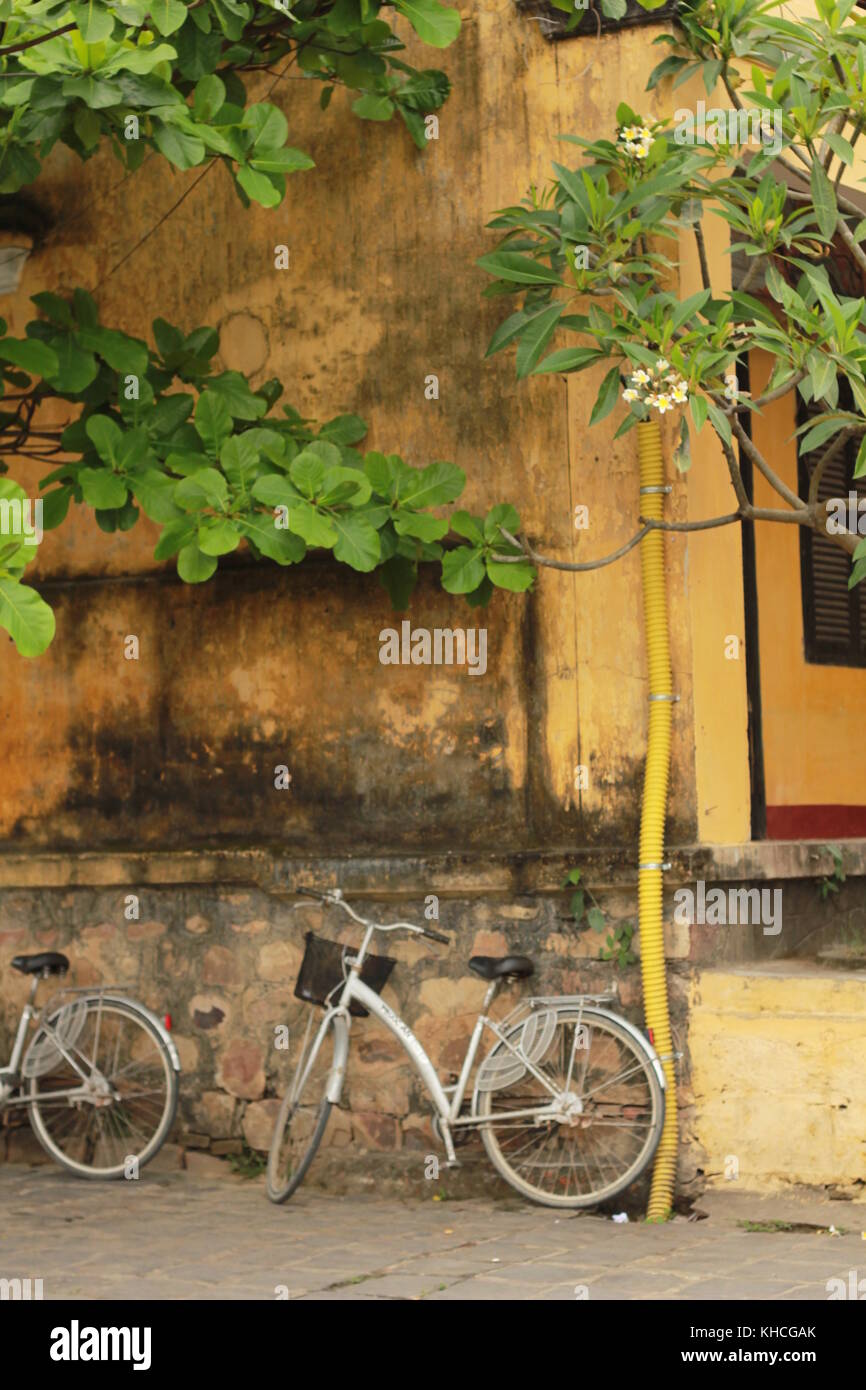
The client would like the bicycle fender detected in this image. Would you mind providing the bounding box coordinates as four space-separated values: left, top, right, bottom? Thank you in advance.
326 1011 350 1104
577 1005 667 1092
95 994 182 1072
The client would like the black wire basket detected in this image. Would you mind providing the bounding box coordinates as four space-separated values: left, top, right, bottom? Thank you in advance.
294 932 396 1019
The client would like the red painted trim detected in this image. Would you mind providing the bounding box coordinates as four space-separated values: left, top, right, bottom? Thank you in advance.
766 805 866 839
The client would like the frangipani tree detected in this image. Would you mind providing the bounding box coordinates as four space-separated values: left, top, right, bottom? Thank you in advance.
479 0 866 588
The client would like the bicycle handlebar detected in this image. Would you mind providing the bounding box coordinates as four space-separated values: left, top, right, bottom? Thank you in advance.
294 886 450 945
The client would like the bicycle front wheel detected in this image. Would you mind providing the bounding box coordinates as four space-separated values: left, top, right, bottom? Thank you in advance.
266 1011 341 1204
477 1007 664 1209
28 997 178 1179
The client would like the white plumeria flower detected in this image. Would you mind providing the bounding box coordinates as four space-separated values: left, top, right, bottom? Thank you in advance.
638 127 653 142
671 381 689 403
645 392 659 408
655 394 674 414
655 358 669 373
633 143 650 159
620 125 639 143
631 369 651 386
623 387 640 403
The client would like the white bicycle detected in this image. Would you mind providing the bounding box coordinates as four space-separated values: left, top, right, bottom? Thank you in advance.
0 951 180 1178
267 888 666 1209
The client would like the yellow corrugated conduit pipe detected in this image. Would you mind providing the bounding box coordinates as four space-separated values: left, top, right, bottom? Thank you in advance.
636 419 677 1221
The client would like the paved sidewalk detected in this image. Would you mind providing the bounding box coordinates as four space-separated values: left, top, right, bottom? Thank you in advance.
1 1163 863 1300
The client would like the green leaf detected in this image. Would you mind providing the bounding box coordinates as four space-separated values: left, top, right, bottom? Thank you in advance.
673 415 691 473
198 518 241 556
531 347 604 376
854 436 866 480
392 510 448 542
824 131 855 167
379 555 417 611
290 451 326 499
810 158 838 240
175 468 229 512
331 512 381 571
449 510 484 545
848 556 866 590
441 546 486 594
588 366 622 426
0 338 59 378
689 394 708 433
394 0 461 47
193 74 226 122
236 165 282 208
396 460 465 509
219 434 260 490
84 414 123 465
71 1 115 44
244 103 289 150
153 123 206 170
0 579 55 657
248 147 315 174
130 470 182 523
194 391 233 454
587 906 606 933
177 544 218 583
282 501 338 549
318 466 372 508
476 252 564 286
40 486 72 531
484 503 520 544
77 326 148 375
706 400 732 447
153 520 196 561
206 371 268 421
79 469 128 509
515 302 566 379
319 414 367 445
238 516 306 565
148 0 188 36
48 337 98 393
352 93 395 121
486 557 534 591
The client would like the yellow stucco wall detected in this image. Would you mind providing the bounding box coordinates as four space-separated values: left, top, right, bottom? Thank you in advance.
750 350 866 811
690 965 866 1187
0 8 750 852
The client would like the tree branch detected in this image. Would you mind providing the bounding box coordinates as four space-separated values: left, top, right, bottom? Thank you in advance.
731 416 808 512
694 222 712 294
0 23 76 56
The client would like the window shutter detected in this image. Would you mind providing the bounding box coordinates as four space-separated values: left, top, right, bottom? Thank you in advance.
798 404 866 667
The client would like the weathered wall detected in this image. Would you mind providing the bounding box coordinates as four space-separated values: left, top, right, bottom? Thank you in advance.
0 6 746 855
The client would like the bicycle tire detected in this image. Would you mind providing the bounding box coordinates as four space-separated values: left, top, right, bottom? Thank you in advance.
27 997 178 1180
266 1013 338 1204
476 1006 665 1209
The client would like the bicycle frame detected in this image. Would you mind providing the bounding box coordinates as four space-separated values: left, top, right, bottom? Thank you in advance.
313 933 661 1168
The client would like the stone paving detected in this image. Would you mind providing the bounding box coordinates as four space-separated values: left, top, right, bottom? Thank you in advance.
1 1161 863 1301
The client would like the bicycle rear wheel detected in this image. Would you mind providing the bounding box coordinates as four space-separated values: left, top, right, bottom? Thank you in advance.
477 1006 664 1209
27 997 177 1179
266 1011 340 1204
